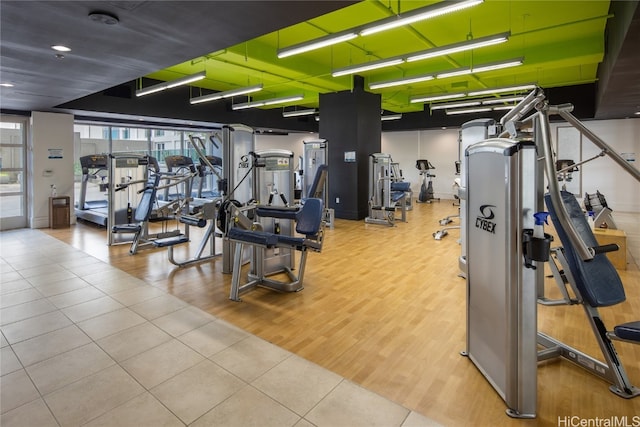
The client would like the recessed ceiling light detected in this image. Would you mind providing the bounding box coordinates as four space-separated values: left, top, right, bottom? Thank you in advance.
635 111 640 115
0 83 14 87
51 45 71 52
88 11 119 25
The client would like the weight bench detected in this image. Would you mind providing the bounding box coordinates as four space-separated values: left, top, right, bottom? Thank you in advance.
539 190 639 398
227 198 325 301
111 175 160 254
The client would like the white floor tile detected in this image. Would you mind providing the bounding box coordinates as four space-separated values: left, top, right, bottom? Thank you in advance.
121 339 204 388
401 410 444 427
1 346 23 375
110 285 166 306
83 392 184 427
251 355 343 416
96 321 172 362
61 295 123 323
0 398 59 427
44 364 145 427
191 385 300 427
77 307 146 340
33 276 91 297
305 380 410 427
178 319 249 357
26 342 115 395
0 288 43 309
129 294 187 320
47 285 105 309
0 278 32 295
1 310 72 344
210 335 291 383
151 359 245 424
0 369 40 414
25 270 77 287
152 306 215 337
11 324 92 367
0 298 57 326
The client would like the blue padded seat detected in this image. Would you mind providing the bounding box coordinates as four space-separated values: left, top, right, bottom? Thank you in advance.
614 321 640 342
153 235 189 247
545 191 626 307
390 181 411 192
227 227 278 247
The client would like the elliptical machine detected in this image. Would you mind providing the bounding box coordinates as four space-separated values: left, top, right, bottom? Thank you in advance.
416 159 439 203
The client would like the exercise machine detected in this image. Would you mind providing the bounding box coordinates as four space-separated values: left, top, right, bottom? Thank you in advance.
75 154 109 226
225 150 328 301
226 161 328 301
584 190 618 229
458 119 500 277
303 139 334 228
415 159 439 203
365 153 408 226
433 161 462 240
464 86 640 418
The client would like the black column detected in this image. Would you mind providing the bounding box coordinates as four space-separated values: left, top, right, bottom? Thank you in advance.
319 76 381 220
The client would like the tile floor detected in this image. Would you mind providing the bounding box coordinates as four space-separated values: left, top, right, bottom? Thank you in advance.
0 228 441 427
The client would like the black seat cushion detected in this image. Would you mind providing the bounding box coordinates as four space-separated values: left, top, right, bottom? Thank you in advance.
614 321 640 342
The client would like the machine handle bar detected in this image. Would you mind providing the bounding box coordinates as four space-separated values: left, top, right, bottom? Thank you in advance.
591 243 619 255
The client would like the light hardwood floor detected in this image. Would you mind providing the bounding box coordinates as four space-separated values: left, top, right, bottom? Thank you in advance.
45 201 640 426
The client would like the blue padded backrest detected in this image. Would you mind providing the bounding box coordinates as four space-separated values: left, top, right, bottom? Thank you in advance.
134 175 160 223
308 164 328 199
545 191 625 307
295 198 323 236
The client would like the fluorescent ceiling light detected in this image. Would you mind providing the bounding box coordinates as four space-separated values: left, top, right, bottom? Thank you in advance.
136 71 206 97
51 45 71 52
431 100 481 110
492 105 517 111
406 32 510 62
446 107 492 115
369 73 434 90
360 0 484 36
283 108 317 117
436 68 472 79
410 93 466 103
332 58 405 77
277 31 357 59
381 114 402 121
277 0 482 59
481 96 525 105
436 58 523 80
0 83 14 87
190 84 263 105
232 94 304 110
468 84 537 96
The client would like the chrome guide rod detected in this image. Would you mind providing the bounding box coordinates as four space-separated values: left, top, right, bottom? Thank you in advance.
555 108 640 183
499 87 544 127
537 109 593 261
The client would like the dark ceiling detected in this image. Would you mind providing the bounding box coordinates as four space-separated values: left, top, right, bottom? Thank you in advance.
1 1 639 131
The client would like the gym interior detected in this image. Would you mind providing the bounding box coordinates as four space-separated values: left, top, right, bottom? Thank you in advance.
1 1 639 426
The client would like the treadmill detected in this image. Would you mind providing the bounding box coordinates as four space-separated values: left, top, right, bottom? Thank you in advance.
76 154 109 226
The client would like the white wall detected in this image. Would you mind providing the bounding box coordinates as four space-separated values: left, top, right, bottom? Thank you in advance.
30 111 75 228
550 118 639 212
229 118 640 213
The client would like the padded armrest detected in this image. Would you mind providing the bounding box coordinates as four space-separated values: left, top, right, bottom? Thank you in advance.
112 224 141 233
227 227 278 247
256 205 300 220
614 321 640 342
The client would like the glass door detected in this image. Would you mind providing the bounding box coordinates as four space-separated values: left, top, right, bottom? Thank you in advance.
0 116 28 230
